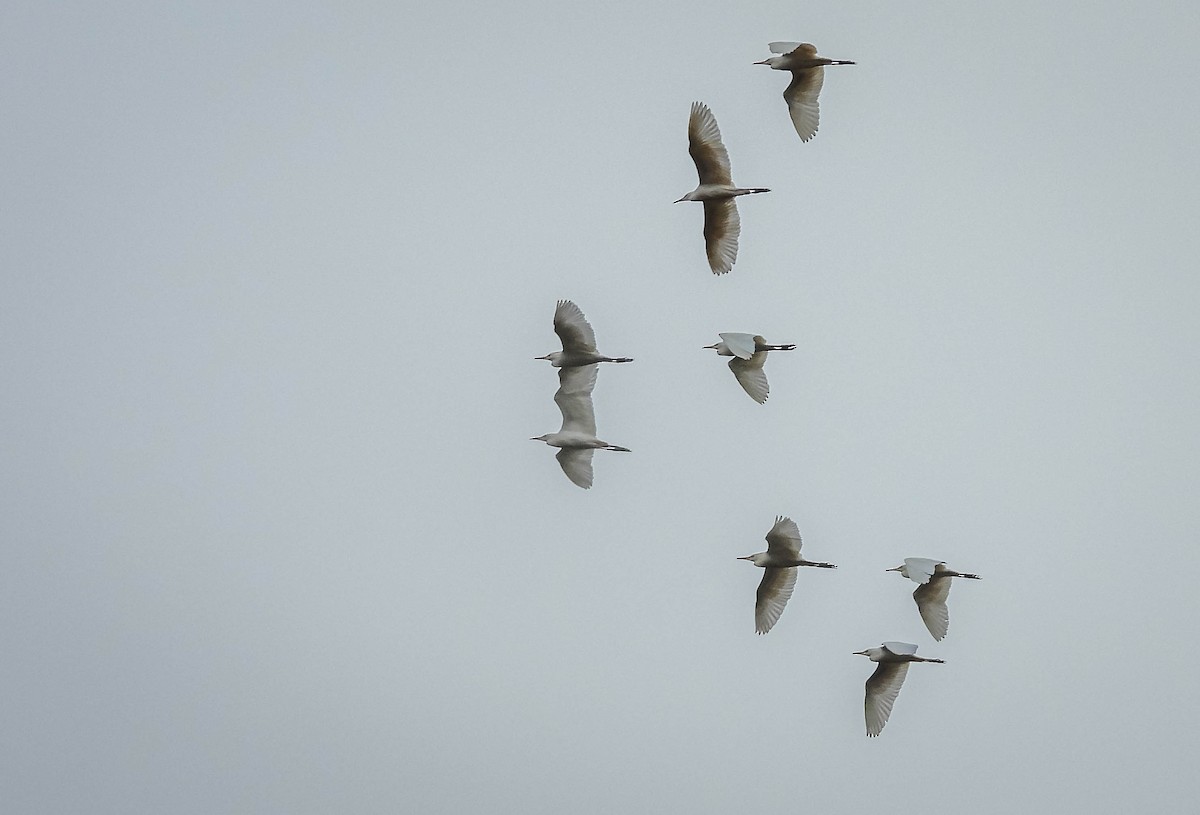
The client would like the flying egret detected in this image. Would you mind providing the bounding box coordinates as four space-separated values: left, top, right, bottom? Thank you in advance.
755 42 855 143
853 641 944 737
738 516 835 634
530 365 630 489
675 102 770 275
536 300 633 367
887 558 980 641
704 332 795 404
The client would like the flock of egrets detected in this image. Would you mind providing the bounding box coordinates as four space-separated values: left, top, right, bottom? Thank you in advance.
530 43 980 737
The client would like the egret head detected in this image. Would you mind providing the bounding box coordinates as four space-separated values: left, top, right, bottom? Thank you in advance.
854 648 887 661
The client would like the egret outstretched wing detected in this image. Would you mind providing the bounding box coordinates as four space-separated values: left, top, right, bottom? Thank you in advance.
784 67 825 142
864 662 910 737
882 641 919 656
687 101 733 186
729 351 769 403
764 515 803 559
555 448 594 489
903 558 940 584
552 300 597 354
554 365 597 434
913 578 953 641
754 567 797 634
717 332 756 360
703 199 740 275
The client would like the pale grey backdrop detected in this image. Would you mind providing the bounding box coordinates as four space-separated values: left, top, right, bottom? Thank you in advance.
4 1 1199 812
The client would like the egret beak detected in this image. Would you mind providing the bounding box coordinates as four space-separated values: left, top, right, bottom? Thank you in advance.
703 343 718 349
885 566 902 572
736 555 753 560
852 650 870 656
534 354 550 360
673 196 687 203
753 59 771 65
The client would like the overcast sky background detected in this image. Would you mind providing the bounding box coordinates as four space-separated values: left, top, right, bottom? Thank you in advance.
4 1 1200 812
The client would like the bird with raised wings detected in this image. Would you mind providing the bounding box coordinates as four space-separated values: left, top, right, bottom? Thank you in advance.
887 558 980 641
536 300 633 368
737 515 835 634
530 365 630 489
853 641 944 737
704 332 795 404
675 102 770 275
755 42 855 143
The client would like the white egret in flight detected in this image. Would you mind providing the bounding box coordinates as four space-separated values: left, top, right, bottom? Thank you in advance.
887 558 980 641
738 515 835 634
704 332 795 404
531 365 629 489
755 42 855 143
536 300 632 367
853 641 944 737
675 102 770 275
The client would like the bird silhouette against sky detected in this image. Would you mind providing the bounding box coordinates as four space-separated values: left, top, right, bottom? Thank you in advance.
854 641 944 737
755 42 855 142
887 558 980 641
704 332 795 404
738 515 835 634
675 102 770 275
531 365 629 489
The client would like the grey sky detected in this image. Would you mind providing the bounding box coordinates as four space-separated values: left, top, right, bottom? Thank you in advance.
3 1 1200 812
